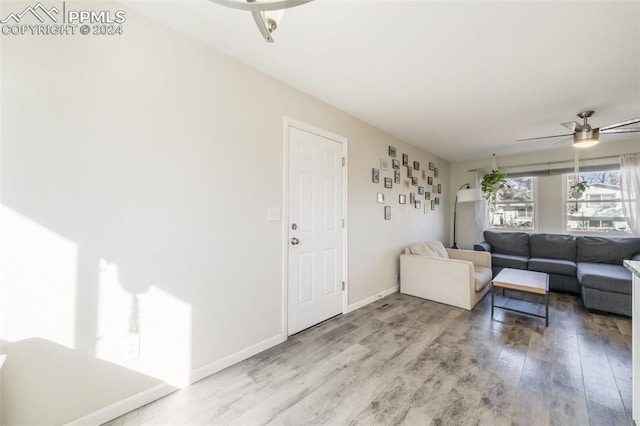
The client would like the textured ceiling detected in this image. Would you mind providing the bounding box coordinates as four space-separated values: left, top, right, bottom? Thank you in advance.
125 0 640 162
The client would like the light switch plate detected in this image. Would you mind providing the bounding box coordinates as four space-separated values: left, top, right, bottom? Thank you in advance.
267 207 281 222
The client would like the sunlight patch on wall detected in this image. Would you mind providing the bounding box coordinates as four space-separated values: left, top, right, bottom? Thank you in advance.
0 205 77 348
96 259 192 384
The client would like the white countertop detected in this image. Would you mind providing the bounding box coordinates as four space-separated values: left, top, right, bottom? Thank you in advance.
624 260 640 276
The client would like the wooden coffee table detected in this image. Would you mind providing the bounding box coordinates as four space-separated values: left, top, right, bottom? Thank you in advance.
491 268 549 326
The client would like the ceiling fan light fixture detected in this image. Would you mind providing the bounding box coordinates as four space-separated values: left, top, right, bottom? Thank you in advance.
573 129 600 148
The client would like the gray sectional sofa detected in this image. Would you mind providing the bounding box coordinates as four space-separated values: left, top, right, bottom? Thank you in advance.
474 231 640 316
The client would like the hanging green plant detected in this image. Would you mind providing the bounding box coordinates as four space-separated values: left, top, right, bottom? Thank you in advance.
569 180 589 199
481 169 508 210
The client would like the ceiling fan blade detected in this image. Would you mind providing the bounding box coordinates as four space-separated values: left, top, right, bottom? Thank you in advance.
600 128 640 135
210 0 314 12
250 10 274 42
561 121 581 131
599 117 640 131
553 136 573 146
516 133 574 142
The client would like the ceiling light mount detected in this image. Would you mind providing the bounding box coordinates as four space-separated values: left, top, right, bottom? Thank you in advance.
209 0 314 42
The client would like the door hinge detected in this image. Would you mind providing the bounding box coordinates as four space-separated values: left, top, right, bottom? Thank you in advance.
342 281 345 291
342 157 345 167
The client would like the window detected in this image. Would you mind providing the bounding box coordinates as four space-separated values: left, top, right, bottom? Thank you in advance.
491 176 535 230
565 170 632 233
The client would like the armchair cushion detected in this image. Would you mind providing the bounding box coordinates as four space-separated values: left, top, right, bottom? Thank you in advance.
424 241 449 258
409 243 437 257
474 266 492 291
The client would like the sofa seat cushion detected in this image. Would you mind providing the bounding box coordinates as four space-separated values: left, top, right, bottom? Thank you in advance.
474 266 492 291
484 231 530 257
577 262 632 295
529 234 576 260
491 253 528 270
528 257 577 276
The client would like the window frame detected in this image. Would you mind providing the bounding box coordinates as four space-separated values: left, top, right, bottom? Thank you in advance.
489 175 538 232
561 169 632 236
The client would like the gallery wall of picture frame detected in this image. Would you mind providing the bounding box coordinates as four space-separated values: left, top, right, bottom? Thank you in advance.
372 145 444 219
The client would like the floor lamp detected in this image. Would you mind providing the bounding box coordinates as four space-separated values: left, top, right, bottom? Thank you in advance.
452 184 483 249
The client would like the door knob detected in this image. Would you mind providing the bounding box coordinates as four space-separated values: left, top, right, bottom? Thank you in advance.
291 237 300 245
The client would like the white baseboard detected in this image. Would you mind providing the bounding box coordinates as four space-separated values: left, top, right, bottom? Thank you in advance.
346 285 399 313
65 333 286 426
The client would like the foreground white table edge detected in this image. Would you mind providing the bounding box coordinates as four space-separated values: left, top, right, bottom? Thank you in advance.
624 259 640 425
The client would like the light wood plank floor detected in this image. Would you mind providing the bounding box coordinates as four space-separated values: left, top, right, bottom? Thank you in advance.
104 291 632 426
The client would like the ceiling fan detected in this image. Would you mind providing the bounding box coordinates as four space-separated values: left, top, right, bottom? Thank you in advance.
517 110 640 148
209 0 314 42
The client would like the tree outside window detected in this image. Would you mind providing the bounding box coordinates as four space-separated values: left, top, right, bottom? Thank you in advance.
491 176 535 230
566 170 631 233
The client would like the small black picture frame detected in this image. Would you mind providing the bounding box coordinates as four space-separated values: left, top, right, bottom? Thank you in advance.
412 177 418 186
437 183 442 194
399 194 406 204
389 146 396 157
372 168 380 183
418 186 424 195
407 167 413 178
402 153 409 166
425 192 431 200
415 200 421 209
392 159 400 170
431 200 436 210
434 167 439 178
435 197 440 205
413 161 420 171
429 162 435 171
427 176 433 185
384 177 393 189
394 170 401 184
410 193 415 204
384 206 391 220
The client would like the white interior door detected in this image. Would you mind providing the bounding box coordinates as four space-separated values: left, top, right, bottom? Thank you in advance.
287 124 345 335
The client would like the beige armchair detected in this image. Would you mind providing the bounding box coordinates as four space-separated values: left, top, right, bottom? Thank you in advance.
400 241 492 310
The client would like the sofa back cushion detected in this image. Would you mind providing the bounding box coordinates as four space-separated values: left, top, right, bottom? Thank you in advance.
576 236 640 265
483 231 530 257
529 234 576 260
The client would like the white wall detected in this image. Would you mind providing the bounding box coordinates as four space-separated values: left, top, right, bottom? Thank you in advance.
449 139 640 249
0 3 449 424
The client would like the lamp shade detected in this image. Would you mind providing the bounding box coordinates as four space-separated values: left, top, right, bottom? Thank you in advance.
457 188 482 203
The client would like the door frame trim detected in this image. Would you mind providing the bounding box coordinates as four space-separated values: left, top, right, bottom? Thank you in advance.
282 117 348 337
